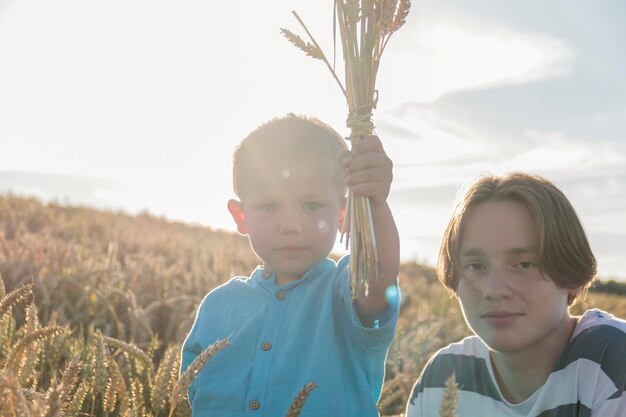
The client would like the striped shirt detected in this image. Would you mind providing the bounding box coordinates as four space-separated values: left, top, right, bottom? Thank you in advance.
406 309 626 417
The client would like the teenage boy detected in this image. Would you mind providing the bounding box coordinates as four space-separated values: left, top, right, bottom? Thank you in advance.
407 172 626 417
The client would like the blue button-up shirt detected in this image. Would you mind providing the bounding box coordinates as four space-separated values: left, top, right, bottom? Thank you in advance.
181 255 399 417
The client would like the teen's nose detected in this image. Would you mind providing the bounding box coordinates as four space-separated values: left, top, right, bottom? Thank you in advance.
482 268 514 300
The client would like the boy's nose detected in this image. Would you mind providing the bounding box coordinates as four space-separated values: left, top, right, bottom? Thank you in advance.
278 213 303 234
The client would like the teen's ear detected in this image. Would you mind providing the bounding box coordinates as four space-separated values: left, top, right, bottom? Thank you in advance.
567 286 583 305
227 199 248 235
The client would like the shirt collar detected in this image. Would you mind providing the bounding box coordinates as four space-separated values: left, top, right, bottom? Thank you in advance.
251 258 336 291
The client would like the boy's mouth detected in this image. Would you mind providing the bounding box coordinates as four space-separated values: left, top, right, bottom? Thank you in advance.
278 246 307 251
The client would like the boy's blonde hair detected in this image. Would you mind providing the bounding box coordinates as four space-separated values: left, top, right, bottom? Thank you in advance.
438 172 597 305
232 114 348 199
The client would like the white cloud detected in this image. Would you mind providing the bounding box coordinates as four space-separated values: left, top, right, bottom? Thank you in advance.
379 20 575 104
517 129 626 169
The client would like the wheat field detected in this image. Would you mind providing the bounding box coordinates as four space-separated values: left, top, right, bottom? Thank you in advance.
1 195 625 416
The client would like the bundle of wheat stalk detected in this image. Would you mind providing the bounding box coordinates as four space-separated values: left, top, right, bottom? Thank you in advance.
281 0 411 296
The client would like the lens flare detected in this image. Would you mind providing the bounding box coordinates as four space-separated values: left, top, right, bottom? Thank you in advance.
385 285 400 307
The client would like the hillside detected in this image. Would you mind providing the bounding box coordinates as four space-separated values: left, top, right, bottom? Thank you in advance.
1 194 625 416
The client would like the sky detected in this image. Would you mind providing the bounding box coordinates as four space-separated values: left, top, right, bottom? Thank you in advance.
1 0 625 281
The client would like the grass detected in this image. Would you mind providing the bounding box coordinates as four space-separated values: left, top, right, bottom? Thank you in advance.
1 194 625 416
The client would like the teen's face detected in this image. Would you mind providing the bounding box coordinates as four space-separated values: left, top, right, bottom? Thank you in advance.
233 157 344 284
456 200 576 354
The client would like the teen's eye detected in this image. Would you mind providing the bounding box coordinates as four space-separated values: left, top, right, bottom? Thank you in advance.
464 262 485 272
515 261 536 269
303 202 322 211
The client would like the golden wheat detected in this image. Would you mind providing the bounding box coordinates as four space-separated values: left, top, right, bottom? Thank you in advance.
42 380 67 417
0 283 33 318
129 378 146 416
280 29 324 60
168 337 229 417
6 326 63 368
58 356 81 410
90 330 109 397
103 335 153 368
284 382 318 417
378 374 411 411
152 344 180 413
65 380 89 417
104 350 126 414
438 373 459 417
16 303 41 387
1 195 625 416
0 369 31 417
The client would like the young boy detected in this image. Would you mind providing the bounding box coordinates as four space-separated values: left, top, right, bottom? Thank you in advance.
406 172 626 417
182 114 400 416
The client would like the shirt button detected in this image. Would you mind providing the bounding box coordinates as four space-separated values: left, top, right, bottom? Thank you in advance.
263 271 271 279
249 399 260 410
261 341 272 351
276 290 286 300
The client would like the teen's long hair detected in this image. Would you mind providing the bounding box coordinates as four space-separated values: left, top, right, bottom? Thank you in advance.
438 172 597 305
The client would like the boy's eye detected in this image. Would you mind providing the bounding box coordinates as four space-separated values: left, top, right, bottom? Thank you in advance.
258 203 278 212
516 261 536 269
303 202 322 211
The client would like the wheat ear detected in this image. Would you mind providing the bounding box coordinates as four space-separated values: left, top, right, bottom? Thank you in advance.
130 378 148 415
0 370 31 417
284 382 317 417
53 355 81 414
102 335 153 369
16 303 41 387
6 326 63 366
104 351 126 414
168 337 229 417
280 29 324 60
391 0 411 32
65 379 89 417
0 284 33 318
43 381 67 417
152 344 180 413
439 373 459 417
380 0 399 34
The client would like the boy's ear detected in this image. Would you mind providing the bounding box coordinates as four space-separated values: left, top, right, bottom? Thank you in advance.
227 199 248 235
337 206 346 231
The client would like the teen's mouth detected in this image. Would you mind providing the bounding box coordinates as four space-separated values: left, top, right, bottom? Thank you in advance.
481 311 523 326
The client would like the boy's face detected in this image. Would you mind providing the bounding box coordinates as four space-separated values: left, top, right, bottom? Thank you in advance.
455 200 578 355
228 155 344 285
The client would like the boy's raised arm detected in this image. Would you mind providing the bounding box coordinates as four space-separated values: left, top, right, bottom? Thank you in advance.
341 135 400 325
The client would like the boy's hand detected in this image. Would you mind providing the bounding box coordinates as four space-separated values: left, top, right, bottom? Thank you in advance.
339 135 392 207
340 135 399 322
